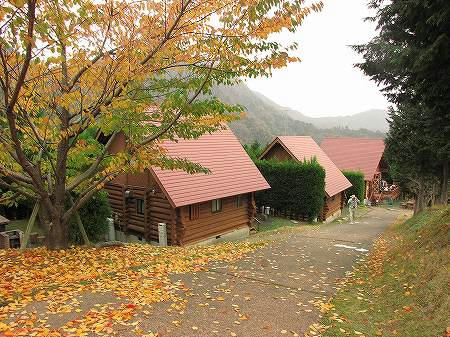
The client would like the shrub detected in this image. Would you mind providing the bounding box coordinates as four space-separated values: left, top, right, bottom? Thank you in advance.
69 191 111 244
243 141 265 160
255 159 326 220
0 184 34 220
342 170 365 202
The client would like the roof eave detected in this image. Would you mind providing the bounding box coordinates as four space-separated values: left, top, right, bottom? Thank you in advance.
148 168 177 209
173 185 271 208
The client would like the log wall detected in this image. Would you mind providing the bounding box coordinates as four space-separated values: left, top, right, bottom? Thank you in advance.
177 194 251 245
261 143 292 161
105 181 250 246
148 189 176 244
104 180 177 244
321 192 343 221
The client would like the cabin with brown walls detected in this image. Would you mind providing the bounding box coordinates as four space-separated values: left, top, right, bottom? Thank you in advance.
105 171 177 244
259 136 352 222
320 137 398 202
320 191 345 222
104 126 269 245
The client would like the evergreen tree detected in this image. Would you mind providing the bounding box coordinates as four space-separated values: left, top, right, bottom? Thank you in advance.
385 104 440 212
354 0 450 210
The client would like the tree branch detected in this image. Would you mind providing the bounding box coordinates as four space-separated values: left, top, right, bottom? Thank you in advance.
0 163 34 185
66 132 118 191
139 61 215 146
0 178 35 200
3 0 45 192
6 0 36 113
62 171 118 223
67 48 118 92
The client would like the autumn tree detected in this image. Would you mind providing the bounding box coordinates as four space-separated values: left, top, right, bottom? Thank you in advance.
0 0 323 248
354 0 450 210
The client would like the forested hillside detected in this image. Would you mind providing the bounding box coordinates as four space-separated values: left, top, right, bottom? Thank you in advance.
213 83 385 145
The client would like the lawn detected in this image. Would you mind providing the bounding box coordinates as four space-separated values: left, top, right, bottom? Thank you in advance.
308 206 450 337
5 218 45 236
256 216 310 232
257 205 372 233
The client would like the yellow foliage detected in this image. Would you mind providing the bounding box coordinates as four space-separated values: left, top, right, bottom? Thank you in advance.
0 0 322 245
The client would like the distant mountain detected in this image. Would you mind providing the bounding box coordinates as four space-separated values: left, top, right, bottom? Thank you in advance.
285 109 389 133
212 83 386 145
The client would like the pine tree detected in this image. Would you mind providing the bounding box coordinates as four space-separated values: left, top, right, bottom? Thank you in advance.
354 0 450 209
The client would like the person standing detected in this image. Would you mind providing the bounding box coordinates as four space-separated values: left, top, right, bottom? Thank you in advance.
347 194 360 224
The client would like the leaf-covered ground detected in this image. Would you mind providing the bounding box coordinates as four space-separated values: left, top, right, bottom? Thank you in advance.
313 206 450 337
0 207 403 337
0 241 264 336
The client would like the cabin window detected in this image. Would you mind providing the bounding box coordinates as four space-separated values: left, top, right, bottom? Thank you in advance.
136 199 144 215
189 204 199 220
211 199 222 213
236 195 245 207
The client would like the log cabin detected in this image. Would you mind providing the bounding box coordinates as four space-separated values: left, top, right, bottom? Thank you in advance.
104 126 270 246
259 136 352 222
320 137 394 201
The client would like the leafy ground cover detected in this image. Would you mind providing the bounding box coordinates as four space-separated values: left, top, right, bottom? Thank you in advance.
0 241 264 336
307 206 450 337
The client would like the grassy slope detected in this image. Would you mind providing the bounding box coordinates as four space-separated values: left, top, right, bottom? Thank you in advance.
6 219 45 236
257 217 305 232
317 206 450 337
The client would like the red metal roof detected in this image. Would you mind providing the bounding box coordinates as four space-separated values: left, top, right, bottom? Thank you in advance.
260 136 352 197
151 126 270 208
320 137 385 181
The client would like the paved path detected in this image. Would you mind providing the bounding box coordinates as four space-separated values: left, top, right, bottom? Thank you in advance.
132 207 403 337
15 207 403 336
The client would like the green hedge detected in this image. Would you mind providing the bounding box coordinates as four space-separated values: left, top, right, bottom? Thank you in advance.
69 191 111 244
342 170 365 202
255 159 326 220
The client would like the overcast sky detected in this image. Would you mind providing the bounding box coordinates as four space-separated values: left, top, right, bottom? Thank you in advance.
246 0 389 118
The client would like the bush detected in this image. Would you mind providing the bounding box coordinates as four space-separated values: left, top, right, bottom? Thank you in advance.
0 184 34 220
69 191 111 244
255 159 326 220
243 141 265 160
342 170 365 202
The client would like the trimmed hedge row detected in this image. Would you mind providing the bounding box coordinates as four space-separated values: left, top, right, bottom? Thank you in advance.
342 170 365 202
255 159 326 220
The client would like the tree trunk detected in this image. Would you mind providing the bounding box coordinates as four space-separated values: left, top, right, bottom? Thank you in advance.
430 183 437 207
47 217 69 250
439 160 448 205
414 179 425 215
41 203 69 250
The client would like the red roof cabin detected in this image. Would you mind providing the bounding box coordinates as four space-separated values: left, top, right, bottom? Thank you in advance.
320 137 392 200
104 126 270 246
259 136 352 222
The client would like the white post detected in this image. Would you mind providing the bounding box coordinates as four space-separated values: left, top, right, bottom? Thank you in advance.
158 223 167 246
107 218 115 241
